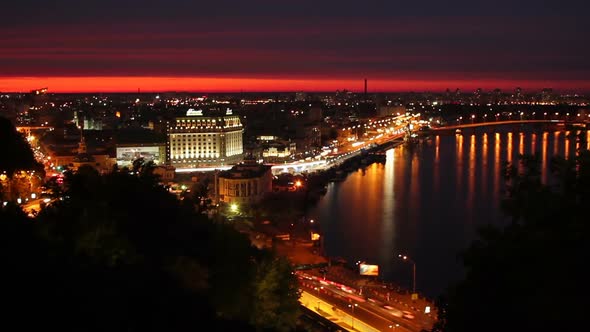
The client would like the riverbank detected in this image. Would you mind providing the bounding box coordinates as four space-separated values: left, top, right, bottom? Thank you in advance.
272 237 438 330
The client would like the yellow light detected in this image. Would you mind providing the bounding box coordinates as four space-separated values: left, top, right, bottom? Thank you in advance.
230 203 238 212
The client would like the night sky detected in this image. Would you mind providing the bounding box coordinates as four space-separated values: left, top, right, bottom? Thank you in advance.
1 0 589 93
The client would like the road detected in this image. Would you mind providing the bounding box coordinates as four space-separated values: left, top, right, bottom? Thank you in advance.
297 271 435 332
300 290 381 332
22 199 43 216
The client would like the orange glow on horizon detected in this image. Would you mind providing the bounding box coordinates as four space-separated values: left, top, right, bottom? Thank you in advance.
1 76 590 93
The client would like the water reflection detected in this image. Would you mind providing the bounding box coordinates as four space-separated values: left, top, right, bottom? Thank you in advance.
507 132 513 164
542 132 548 182
380 149 395 268
494 133 501 203
434 136 440 192
456 133 464 189
553 131 560 156
565 131 570 157
435 135 440 162
310 128 575 299
481 133 488 195
467 135 476 213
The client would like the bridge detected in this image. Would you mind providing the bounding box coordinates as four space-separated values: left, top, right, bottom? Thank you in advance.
430 119 589 131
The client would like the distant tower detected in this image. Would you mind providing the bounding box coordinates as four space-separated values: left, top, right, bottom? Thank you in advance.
78 135 87 154
364 78 368 116
78 119 86 154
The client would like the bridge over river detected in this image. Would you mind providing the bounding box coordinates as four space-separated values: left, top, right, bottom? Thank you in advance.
431 119 589 131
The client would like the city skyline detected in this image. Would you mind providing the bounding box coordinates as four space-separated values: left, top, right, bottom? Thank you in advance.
2 0 589 93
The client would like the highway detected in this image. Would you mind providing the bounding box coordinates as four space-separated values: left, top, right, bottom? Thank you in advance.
297 271 434 332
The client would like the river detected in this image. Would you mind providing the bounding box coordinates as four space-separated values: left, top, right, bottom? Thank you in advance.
308 126 589 300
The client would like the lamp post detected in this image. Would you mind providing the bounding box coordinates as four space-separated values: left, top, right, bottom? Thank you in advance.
398 254 416 295
348 303 358 329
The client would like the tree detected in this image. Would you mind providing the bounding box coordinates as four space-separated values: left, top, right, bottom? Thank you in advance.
0 117 44 201
3 166 302 331
251 256 302 331
0 116 42 175
434 146 590 332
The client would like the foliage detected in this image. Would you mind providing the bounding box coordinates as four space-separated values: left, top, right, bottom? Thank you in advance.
0 116 42 175
1 166 301 331
0 117 44 200
251 256 302 332
435 142 590 332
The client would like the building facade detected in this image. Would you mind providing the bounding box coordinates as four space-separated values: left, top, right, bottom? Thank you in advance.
116 143 166 167
216 161 272 205
152 165 176 183
167 109 244 168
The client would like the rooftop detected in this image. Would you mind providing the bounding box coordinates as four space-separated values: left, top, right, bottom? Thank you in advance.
218 161 272 179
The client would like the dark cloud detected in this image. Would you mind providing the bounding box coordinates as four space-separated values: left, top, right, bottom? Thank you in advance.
0 1 588 90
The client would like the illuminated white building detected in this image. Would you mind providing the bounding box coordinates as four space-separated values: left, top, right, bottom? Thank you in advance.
167 108 244 168
116 144 166 167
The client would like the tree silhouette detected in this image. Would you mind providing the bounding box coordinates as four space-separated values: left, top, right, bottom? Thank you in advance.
0 116 42 175
2 166 301 331
435 145 590 332
0 117 44 200
251 256 302 332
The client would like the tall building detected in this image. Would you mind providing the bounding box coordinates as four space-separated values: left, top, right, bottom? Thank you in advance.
166 108 244 168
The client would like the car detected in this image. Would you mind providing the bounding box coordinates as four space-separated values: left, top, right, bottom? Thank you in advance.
383 305 403 318
402 310 415 320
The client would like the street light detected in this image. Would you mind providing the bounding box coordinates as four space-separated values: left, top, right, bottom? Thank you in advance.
348 303 358 329
398 254 416 295
230 203 238 213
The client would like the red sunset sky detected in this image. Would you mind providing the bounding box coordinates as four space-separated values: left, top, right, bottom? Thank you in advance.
1 1 589 93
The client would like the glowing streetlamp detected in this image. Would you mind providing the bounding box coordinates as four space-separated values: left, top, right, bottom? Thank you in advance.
230 203 238 213
398 254 417 295
348 303 358 329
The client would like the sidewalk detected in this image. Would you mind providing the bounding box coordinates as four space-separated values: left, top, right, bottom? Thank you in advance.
300 290 381 332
